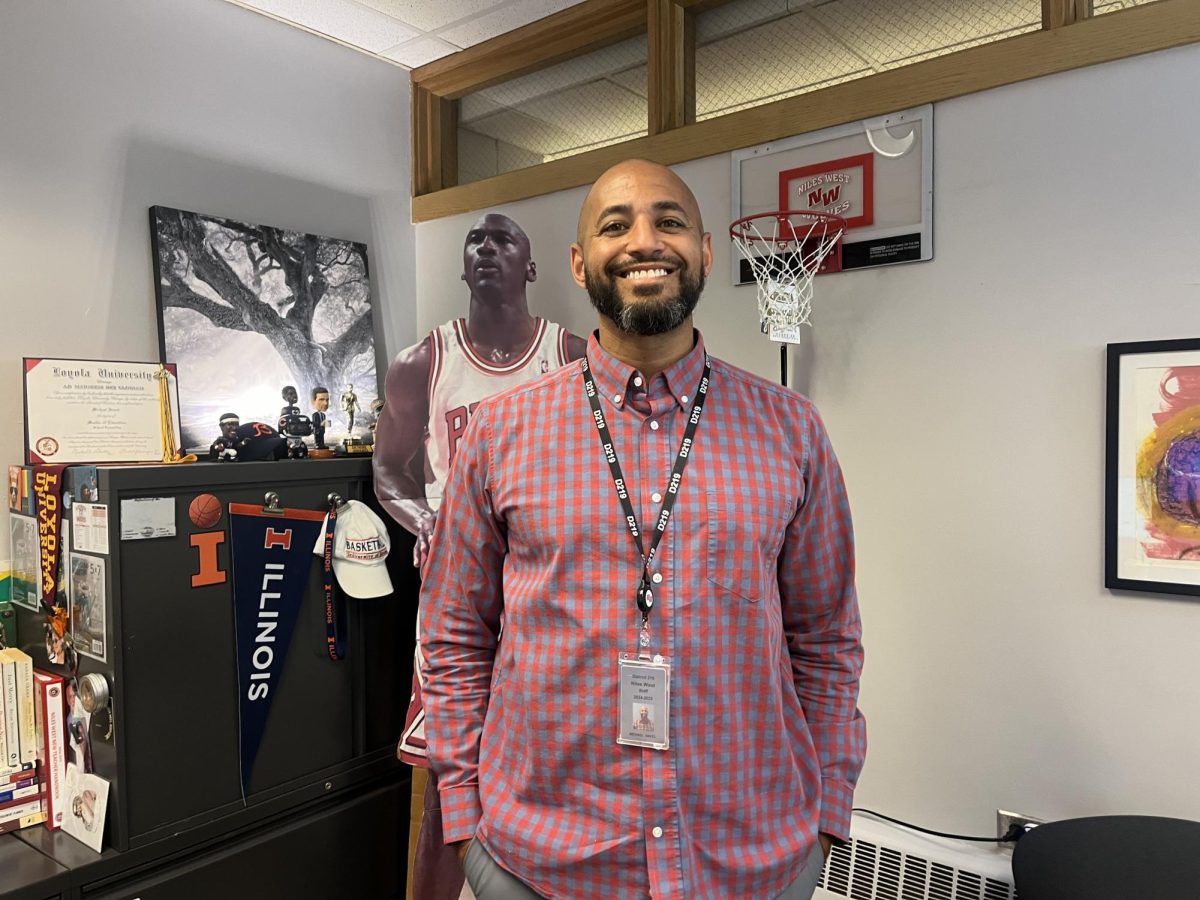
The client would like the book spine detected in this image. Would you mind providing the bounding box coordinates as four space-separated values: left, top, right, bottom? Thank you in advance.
0 780 41 804
0 797 44 822
0 770 37 788
0 657 18 768
0 803 48 834
13 652 36 764
0 761 35 780
0 787 43 813
0 674 7 771
34 672 65 830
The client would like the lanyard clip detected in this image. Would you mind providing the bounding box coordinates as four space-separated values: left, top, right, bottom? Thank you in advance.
636 575 654 615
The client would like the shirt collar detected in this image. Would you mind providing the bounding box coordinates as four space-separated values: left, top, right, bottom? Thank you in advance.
585 329 707 410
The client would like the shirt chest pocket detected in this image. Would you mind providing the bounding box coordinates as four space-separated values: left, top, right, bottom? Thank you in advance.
704 489 791 603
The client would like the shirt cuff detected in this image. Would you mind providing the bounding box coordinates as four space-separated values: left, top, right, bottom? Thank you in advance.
820 778 855 842
439 783 483 844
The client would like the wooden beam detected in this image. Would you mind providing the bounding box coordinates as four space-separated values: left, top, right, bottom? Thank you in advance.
648 0 696 135
1044 0 1093 29
411 0 646 100
412 0 1200 221
411 85 457 196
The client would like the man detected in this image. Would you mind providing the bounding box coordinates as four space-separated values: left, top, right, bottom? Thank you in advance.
279 385 301 426
373 213 585 900
375 213 586 565
310 386 330 449
421 161 866 900
208 412 240 461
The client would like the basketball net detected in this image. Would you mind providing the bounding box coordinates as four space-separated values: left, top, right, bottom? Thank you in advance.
729 211 845 342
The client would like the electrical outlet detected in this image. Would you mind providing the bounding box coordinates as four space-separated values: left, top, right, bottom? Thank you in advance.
997 809 1043 840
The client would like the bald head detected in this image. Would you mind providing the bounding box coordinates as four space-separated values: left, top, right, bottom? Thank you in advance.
463 212 536 302
467 213 530 251
576 159 705 245
570 158 713 338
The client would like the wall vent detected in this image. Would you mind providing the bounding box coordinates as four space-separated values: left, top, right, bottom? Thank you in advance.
816 812 1017 900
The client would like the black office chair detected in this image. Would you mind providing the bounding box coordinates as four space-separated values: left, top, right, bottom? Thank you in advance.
1011 815 1200 899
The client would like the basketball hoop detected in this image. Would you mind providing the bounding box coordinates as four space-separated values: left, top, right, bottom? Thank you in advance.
729 210 846 342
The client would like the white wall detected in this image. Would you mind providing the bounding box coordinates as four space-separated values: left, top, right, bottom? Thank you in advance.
0 0 415 551
414 43 1200 833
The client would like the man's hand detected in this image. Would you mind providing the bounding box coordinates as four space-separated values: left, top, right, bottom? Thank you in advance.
819 833 834 859
414 511 437 570
455 839 472 864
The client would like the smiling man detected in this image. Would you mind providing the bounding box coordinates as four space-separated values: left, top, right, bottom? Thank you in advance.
420 161 866 900
374 212 584 900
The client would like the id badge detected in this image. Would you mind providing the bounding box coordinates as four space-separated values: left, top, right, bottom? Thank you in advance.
616 652 670 750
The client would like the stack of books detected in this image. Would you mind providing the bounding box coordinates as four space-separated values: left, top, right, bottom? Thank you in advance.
0 648 67 833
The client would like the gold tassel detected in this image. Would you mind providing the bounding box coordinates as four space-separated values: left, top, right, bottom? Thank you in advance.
156 366 197 464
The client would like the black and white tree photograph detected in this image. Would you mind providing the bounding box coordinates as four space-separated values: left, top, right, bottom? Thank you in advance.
150 206 378 451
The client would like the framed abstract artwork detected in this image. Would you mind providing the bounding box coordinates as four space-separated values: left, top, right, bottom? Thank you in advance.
1106 338 1200 596
149 206 379 452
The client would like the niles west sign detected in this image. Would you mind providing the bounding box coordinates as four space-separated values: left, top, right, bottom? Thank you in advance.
779 153 875 229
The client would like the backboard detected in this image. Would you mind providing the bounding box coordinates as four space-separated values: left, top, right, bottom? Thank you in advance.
731 104 933 285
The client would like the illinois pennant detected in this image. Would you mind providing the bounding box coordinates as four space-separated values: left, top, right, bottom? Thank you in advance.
228 502 324 799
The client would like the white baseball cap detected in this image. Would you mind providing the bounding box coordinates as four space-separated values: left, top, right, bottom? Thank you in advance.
312 499 394 598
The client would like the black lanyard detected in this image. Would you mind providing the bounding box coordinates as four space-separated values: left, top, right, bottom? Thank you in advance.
581 354 710 635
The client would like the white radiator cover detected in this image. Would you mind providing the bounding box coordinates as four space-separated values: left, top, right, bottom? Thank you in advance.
813 812 1017 900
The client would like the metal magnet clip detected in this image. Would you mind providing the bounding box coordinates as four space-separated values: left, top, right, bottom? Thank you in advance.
262 491 284 515
327 492 346 510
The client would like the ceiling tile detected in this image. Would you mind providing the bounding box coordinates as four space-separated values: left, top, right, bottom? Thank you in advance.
696 11 870 119
461 35 644 119
695 0 789 45
607 62 647 99
465 79 646 156
355 0 507 33
810 0 1040 67
242 0 419 52
439 0 585 49
381 35 462 67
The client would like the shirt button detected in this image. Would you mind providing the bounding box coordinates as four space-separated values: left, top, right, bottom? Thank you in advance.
652 572 663 584
652 492 662 503
612 393 622 403
634 376 643 387
681 395 689 404
649 421 660 431
652 826 663 838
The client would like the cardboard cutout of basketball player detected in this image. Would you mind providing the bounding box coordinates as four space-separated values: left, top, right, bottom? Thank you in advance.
373 214 584 900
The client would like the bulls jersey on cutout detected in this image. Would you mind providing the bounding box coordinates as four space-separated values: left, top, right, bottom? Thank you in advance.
400 315 571 764
423 317 571 509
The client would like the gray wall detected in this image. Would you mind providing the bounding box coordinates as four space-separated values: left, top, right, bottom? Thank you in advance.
0 0 415 539
413 43 1200 833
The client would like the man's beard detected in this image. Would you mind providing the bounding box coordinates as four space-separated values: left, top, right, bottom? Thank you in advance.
585 261 704 336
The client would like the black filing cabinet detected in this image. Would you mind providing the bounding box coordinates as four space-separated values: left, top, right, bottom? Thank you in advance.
2 458 415 898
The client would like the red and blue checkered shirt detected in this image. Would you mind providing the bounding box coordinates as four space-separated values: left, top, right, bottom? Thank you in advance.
421 330 865 899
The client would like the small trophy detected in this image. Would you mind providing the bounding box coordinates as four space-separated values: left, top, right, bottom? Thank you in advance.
340 384 370 455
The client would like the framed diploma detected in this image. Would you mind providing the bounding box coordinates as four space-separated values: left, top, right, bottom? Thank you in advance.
23 358 183 464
